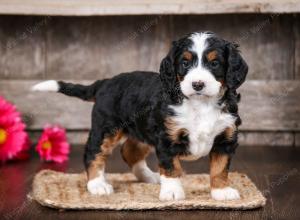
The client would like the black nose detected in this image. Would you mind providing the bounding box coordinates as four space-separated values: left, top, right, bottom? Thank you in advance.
192 81 205 91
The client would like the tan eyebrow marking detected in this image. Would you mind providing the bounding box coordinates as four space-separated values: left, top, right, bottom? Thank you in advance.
207 50 218 61
183 51 193 61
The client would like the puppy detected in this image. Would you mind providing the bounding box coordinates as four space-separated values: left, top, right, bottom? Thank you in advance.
32 31 248 201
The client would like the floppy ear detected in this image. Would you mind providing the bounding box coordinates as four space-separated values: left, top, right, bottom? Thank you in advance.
226 43 248 90
159 55 176 93
159 43 181 102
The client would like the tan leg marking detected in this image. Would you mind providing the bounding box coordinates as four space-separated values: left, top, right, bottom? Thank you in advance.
159 156 183 178
210 152 240 200
87 131 125 180
121 138 160 183
120 138 151 168
209 152 229 189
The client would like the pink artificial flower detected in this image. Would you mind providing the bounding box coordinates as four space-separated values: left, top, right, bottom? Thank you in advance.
36 125 70 163
0 96 30 163
14 136 31 160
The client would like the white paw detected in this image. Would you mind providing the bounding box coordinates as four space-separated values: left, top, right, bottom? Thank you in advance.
138 171 160 184
149 172 160 184
132 160 160 184
159 187 185 201
159 176 185 201
87 178 114 196
211 187 240 201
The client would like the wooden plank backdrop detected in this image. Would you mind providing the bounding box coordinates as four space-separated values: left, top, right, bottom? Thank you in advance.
0 0 299 16
0 14 299 146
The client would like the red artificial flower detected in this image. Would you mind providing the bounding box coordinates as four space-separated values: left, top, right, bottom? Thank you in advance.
0 96 30 163
36 125 70 163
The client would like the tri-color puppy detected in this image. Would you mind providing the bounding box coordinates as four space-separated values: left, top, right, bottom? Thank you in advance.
32 31 248 201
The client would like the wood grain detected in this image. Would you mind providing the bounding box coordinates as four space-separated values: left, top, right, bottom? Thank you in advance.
0 15 296 80
0 80 299 132
0 80 94 130
239 132 294 147
295 14 300 79
45 16 168 79
295 133 300 147
0 18 5 74
0 16 47 79
0 0 299 16
238 80 300 131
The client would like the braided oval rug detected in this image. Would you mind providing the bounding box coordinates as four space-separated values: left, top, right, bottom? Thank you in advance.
30 170 266 210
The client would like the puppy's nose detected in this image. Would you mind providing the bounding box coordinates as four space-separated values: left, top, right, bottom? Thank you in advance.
192 81 205 91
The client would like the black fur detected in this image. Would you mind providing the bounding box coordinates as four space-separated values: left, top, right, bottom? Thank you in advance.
56 32 248 174
225 43 248 90
58 80 106 101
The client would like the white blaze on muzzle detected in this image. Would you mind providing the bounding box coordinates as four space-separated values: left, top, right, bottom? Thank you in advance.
179 32 221 98
180 67 221 97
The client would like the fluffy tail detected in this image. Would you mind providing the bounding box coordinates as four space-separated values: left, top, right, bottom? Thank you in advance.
31 80 103 101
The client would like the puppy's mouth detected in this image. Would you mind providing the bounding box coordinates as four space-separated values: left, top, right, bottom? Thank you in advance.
191 92 211 98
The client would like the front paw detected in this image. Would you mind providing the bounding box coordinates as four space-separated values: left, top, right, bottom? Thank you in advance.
211 187 240 201
87 178 114 195
159 176 185 201
159 187 185 201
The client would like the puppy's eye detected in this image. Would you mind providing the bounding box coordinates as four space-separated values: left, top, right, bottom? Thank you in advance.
210 60 220 68
182 60 190 68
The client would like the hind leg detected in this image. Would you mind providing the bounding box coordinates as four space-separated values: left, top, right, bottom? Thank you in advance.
121 138 160 184
84 126 126 195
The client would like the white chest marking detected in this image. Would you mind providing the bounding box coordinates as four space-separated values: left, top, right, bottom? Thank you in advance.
170 98 236 160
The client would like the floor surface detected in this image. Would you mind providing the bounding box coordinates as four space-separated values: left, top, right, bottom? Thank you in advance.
0 145 299 220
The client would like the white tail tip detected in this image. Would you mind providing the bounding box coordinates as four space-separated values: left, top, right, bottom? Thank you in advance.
31 80 59 92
